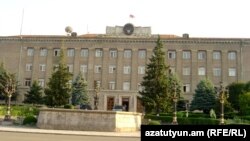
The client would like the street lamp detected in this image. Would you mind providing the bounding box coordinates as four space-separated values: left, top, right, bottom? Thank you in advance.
172 83 178 125
4 78 16 121
217 82 229 125
94 80 100 110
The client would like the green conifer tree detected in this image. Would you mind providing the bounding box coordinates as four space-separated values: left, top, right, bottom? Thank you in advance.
24 81 43 104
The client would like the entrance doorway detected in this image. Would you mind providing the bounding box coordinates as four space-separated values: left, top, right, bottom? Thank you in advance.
122 97 129 111
107 97 114 111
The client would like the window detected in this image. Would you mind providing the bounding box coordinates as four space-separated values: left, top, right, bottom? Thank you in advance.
40 48 47 56
228 51 236 60
229 68 236 76
198 67 206 76
54 48 60 56
95 65 102 73
67 48 75 57
27 47 34 56
26 64 32 71
213 68 221 76
138 50 146 59
53 64 59 71
168 50 176 59
169 67 175 74
38 79 45 87
123 66 131 74
39 64 46 72
109 65 116 73
110 49 117 58
183 67 190 75
198 51 206 60
123 82 130 91
109 81 116 90
95 49 103 57
183 51 191 59
183 84 190 93
81 49 88 57
213 51 221 60
138 66 145 74
24 78 31 86
138 83 144 92
124 49 132 58
80 65 88 73
67 64 73 73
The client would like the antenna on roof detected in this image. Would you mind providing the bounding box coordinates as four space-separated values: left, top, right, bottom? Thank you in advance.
19 9 24 39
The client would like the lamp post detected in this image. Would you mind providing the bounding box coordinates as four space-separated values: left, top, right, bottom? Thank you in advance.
4 78 16 121
172 83 178 125
94 80 100 110
218 82 229 125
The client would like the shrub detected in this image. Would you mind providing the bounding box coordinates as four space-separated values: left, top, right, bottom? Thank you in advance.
64 104 74 109
148 120 161 125
23 116 37 125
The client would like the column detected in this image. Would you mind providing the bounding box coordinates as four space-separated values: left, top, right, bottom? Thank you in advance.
101 48 109 89
221 50 228 83
116 48 124 90
131 48 138 90
191 50 197 92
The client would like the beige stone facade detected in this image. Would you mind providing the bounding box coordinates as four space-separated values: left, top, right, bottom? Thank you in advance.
1 24 250 112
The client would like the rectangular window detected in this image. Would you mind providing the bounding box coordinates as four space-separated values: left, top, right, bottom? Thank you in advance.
109 65 116 73
168 50 176 59
109 81 116 90
26 64 32 71
183 51 191 59
38 79 45 87
198 51 206 60
110 49 117 58
123 82 130 91
95 49 103 57
81 48 89 57
39 64 46 72
198 67 206 76
228 51 236 60
213 51 221 60
80 65 88 73
53 64 59 71
123 66 131 74
54 48 60 56
213 68 221 76
95 65 102 73
169 67 175 74
67 64 73 73
138 83 144 92
67 48 75 57
138 66 145 74
138 50 146 59
183 67 190 75
27 47 34 56
183 84 190 93
229 68 236 76
40 48 47 56
24 78 31 86
124 49 132 58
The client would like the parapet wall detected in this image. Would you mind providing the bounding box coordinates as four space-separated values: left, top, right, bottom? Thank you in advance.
37 108 142 132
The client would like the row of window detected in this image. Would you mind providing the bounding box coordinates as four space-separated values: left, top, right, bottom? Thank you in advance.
24 78 191 93
27 47 237 60
168 50 237 60
26 63 236 77
25 64 146 74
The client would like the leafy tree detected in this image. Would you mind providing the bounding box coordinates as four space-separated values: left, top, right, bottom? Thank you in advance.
71 72 89 105
44 49 72 107
139 36 170 114
228 82 245 111
24 81 43 104
190 79 216 114
239 92 250 115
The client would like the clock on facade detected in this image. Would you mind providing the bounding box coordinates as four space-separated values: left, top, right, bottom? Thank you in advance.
123 23 134 35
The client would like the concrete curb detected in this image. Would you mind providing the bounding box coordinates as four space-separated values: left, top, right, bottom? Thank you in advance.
0 126 140 138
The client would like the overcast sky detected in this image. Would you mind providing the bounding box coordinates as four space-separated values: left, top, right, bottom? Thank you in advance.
0 0 250 38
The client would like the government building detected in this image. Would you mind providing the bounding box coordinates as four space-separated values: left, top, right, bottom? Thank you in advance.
1 23 250 112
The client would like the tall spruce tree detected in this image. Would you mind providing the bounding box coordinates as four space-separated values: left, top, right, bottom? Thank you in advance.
71 72 89 105
139 36 170 114
24 81 43 104
190 79 216 114
44 49 72 107
167 73 182 111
